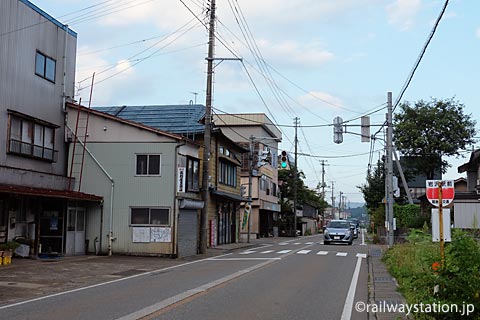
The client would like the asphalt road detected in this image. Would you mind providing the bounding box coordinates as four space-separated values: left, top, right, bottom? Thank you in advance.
1 233 369 320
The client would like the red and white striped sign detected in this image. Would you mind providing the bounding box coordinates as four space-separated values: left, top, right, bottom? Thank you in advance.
426 180 454 207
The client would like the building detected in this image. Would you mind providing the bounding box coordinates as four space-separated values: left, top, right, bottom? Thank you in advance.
93 105 247 247
66 103 203 257
455 150 480 229
0 0 102 256
213 113 282 239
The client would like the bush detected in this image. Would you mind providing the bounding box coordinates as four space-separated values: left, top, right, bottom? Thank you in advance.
394 204 428 228
383 229 480 319
0 241 20 251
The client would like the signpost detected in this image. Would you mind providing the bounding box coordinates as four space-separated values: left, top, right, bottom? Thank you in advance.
426 180 454 268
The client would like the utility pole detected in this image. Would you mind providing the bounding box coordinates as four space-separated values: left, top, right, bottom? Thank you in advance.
386 92 394 247
331 181 335 219
319 160 328 228
339 191 343 219
293 117 299 236
247 135 254 243
200 0 215 254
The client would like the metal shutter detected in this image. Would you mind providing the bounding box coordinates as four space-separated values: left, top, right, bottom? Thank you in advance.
178 209 198 257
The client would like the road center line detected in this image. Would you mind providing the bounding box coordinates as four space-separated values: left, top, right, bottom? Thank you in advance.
340 255 364 320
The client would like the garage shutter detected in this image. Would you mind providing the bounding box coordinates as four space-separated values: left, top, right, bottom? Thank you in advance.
178 209 198 257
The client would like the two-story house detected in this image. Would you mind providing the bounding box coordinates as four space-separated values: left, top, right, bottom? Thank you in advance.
213 113 282 240
66 103 204 257
0 0 102 256
93 105 247 247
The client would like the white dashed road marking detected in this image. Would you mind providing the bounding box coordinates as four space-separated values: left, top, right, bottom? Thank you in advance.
239 251 256 255
336 252 348 257
260 250 274 254
277 250 292 254
316 251 329 255
296 250 311 255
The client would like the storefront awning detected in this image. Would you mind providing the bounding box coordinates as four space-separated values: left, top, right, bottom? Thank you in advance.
210 189 245 202
179 199 204 209
0 184 103 202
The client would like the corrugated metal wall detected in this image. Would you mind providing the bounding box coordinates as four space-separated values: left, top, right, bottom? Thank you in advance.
0 0 77 180
454 202 480 228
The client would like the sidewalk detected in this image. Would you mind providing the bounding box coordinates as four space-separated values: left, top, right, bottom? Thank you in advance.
0 237 270 307
368 244 409 320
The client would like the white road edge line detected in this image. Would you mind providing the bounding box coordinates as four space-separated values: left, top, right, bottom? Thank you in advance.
361 228 366 245
116 259 277 320
340 254 365 320
0 253 233 311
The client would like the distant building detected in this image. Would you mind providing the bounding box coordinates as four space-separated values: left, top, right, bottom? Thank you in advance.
213 113 282 239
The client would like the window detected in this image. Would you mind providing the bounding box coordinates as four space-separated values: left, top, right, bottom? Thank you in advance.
35 51 56 82
187 157 200 192
131 208 169 226
219 160 237 187
136 154 161 176
7 113 57 162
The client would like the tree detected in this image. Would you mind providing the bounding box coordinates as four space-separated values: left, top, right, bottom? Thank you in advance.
358 159 385 211
393 98 476 179
278 166 328 235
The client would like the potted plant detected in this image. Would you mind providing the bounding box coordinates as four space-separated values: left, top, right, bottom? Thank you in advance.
0 241 20 265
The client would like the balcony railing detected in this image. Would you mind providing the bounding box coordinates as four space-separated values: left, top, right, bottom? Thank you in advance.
8 139 58 162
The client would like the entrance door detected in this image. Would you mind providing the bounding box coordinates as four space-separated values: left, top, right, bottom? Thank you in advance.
66 207 86 255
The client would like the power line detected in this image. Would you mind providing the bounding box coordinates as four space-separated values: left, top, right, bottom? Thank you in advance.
392 0 450 113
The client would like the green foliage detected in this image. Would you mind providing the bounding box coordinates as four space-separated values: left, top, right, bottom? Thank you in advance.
394 204 427 228
0 241 20 251
393 98 476 179
384 229 480 319
369 205 385 233
438 230 480 314
278 167 328 213
358 159 384 211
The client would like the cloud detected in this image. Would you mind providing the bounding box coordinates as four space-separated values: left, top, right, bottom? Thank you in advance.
75 47 138 105
477 28 480 38
386 0 421 31
298 91 344 110
255 39 334 68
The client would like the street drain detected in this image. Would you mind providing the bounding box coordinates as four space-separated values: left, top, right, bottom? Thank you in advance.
374 276 393 283
370 249 382 257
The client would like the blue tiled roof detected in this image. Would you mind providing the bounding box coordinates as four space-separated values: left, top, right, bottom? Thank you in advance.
93 105 206 135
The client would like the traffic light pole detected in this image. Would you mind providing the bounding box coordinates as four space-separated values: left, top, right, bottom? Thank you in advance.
293 117 299 236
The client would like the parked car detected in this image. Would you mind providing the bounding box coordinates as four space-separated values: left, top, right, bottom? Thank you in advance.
323 220 353 245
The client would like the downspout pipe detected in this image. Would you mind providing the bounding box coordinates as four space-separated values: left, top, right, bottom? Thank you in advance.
62 25 68 112
66 123 115 255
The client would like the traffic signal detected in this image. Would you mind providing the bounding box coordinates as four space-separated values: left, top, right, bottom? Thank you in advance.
241 184 247 198
257 149 271 167
280 151 288 168
333 116 343 144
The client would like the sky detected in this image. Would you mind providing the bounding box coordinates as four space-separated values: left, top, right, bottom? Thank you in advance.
30 0 480 205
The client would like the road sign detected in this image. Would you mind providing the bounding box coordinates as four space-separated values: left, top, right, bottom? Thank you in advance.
426 180 454 207
431 208 451 242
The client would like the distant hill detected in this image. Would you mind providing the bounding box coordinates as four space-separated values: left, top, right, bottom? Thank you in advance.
348 202 365 209
347 205 367 220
